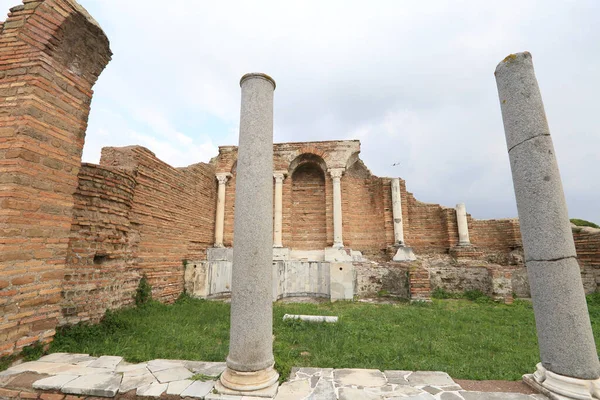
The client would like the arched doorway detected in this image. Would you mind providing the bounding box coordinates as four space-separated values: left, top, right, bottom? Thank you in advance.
291 159 327 250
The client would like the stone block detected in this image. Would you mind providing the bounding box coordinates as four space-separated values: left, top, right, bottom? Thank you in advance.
37 354 96 365
333 369 387 387
207 247 233 262
181 380 217 398
165 379 193 395
208 260 233 297
119 372 156 393
283 314 337 323
330 263 355 301
324 247 353 262
136 382 168 397
61 373 122 397
508 135 576 261
185 262 209 298
407 371 456 387
272 247 290 261
87 356 122 370
153 366 193 383
147 359 185 373
274 379 312 399
33 375 79 390
393 247 416 262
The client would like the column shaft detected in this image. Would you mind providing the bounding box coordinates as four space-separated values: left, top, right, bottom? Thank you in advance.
391 178 405 245
456 203 470 246
214 174 229 247
330 169 344 248
220 73 279 392
496 52 600 381
273 173 285 248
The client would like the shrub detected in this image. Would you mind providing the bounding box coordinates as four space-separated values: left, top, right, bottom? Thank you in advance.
571 219 600 229
134 275 152 307
21 341 45 361
464 290 488 301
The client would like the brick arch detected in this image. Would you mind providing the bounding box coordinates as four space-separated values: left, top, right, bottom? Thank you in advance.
288 152 328 176
0 0 111 356
290 157 327 250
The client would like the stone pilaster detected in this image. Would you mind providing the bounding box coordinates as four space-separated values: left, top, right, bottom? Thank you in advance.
329 168 345 249
273 172 286 248
456 203 471 246
496 52 600 399
214 173 231 248
391 178 416 261
217 73 279 397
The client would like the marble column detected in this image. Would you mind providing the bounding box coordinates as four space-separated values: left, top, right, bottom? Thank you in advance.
391 178 416 261
273 172 286 248
391 178 405 245
214 173 230 247
329 168 344 248
218 73 279 397
496 52 600 399
456 203 471 246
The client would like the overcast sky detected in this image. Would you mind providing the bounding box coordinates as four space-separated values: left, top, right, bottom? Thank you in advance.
2 1 598 222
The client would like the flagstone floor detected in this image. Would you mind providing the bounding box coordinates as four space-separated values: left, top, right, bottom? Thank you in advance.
0 353 548 399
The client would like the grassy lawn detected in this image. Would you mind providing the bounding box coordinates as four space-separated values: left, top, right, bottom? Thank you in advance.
41 294 600 382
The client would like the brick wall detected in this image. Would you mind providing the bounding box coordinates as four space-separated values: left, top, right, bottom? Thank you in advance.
470 218 522 252
0 0 111 356
404 194 451 253
342 164 388 257
100 146 217 303
62 164 139 325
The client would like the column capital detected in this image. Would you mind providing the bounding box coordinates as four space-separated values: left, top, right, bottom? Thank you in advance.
273 171 287 182
328 168 345 179
216 173 232 185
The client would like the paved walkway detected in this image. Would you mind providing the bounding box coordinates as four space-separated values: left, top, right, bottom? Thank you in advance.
0 353 548 399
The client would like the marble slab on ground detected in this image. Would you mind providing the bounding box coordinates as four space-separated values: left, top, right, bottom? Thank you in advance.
61 373 122 397
1 354 550 399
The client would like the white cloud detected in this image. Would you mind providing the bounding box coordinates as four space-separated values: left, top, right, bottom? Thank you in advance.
0 0 598 223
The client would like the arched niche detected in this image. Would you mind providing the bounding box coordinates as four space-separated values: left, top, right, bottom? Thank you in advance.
289 154 328 250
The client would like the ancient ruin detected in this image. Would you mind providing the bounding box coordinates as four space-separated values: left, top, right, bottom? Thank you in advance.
1 1 600 399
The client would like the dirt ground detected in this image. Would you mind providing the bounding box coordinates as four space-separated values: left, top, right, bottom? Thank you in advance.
455 379 538 394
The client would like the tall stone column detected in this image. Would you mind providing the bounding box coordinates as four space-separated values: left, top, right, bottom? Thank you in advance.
217 73 279 397
496 52 600 399
273 172 286 248
391 178 416 261
329 168 345 248
456 203 471 246
391 178 405 245
214 173 230 247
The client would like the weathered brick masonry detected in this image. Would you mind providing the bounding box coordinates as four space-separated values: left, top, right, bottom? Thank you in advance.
62 164 139 325
0 0 110 356
99 146 216 303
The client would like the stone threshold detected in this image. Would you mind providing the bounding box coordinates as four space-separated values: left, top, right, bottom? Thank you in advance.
0 353 549 399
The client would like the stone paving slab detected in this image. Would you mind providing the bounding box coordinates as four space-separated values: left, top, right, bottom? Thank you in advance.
61 373 122 397
32 374 79 390
0 354 550 399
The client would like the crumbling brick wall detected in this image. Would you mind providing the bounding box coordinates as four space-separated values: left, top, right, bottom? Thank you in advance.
100 146 217 303
0 0 111 356
62 164 139 325
572 228 600 293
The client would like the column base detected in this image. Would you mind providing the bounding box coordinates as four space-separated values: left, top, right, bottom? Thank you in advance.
523 363 600 400
393 246 416 261
216 365 279 398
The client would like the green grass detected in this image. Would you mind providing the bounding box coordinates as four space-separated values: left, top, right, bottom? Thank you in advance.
45 295 600 382
571 218 600 229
